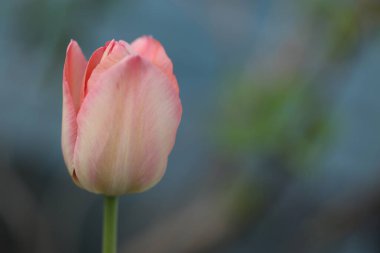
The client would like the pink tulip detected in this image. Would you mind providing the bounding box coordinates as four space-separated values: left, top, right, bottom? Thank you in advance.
61 37 182 196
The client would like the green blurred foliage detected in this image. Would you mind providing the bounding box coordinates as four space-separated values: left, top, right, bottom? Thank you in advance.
217 75 331 172
308 0 380 61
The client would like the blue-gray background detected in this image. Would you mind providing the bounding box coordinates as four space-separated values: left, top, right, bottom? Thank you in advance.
1 0 380 252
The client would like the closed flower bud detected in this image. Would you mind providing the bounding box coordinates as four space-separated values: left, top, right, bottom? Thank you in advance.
61 37 182 195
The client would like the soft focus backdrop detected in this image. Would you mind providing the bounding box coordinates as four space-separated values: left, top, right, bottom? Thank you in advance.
1 0 380 252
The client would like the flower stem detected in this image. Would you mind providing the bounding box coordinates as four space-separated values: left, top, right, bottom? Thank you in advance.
102 196 118 253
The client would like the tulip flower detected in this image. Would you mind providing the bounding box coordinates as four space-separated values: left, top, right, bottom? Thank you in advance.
62 37 182 196
61 36 182 253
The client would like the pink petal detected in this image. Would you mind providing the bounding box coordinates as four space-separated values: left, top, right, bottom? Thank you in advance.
131 36 179 93
86 41 132 94
73 55 182 195
61 40 87 175
82 45 107 99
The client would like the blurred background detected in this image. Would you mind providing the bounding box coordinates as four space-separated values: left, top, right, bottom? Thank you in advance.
1 0 380 252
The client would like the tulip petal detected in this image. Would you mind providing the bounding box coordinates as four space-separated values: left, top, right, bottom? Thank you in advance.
82 45 106 98
86 41 132 94
74 55 182 195
61 40 87 175
98 40 132 72
131 36 178 92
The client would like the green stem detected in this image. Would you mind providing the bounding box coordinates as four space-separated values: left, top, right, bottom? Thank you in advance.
102 196 118 253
